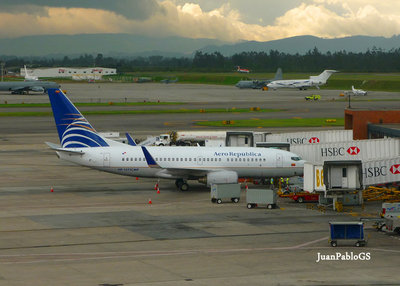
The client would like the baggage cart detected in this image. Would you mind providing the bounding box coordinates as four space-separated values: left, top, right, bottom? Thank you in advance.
211 183 241 204
246 189 277 209
329 221 366 247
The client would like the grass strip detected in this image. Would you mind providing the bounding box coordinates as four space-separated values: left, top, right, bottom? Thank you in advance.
195 117 344 128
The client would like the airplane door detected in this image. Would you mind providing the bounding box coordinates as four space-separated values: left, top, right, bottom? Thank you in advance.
276 153 283 167
197 156 203 166
103 153 110 167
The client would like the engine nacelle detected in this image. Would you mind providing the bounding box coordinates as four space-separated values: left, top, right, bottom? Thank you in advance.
198 171 238 186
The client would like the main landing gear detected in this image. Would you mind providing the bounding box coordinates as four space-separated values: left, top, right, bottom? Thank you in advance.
175 179 189 191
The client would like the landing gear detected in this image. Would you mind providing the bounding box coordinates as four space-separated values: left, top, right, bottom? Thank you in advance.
175 179 189 191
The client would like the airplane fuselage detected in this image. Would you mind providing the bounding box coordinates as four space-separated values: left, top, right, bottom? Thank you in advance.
58 146 304 180
0 81 60 93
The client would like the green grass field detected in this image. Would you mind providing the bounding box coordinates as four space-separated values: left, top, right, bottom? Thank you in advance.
105 72 400 92
195 118 344 128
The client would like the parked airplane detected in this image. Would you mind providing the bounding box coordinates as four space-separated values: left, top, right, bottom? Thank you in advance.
46 88 305 191
346 85 367 96
0 81 60 94
235 68 283 89
161 78 178 84
236 66 250 73
23 65 38 81
267 70 337 90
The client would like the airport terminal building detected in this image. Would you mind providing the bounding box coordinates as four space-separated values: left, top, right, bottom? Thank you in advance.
21 67 117 79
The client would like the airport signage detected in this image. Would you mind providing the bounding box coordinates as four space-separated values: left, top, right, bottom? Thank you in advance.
362 166 387 178
320 146 361 157
390 164 400 174
309 137 320 143
347 146 360 155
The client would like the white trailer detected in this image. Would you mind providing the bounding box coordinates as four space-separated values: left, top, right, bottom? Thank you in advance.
211 183 241 204
292 138 400 163
265 130 353 145
246 189 277 209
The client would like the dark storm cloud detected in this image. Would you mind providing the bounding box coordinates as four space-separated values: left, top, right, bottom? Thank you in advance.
0 0 164 20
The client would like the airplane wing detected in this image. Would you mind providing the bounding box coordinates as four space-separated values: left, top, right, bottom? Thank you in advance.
10 85 45 94
141 146 225 179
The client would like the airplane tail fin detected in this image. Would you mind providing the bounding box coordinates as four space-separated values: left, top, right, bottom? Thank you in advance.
311 70 337 84
47 88 109 148
274 68 283 80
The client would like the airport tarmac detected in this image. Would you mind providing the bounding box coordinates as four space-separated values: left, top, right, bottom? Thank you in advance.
1 83 400 285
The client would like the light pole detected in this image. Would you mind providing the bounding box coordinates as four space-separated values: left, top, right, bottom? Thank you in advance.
0 62 4 82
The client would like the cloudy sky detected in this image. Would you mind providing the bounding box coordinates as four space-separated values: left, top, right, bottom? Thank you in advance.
1 0 400 42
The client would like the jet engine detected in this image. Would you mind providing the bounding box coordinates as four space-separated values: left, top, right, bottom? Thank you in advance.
198 171 238 186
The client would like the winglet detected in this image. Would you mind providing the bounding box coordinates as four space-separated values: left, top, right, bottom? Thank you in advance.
125 133 137 146
141 146 160 168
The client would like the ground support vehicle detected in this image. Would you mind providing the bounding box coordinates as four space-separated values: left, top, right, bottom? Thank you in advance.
305 94 321 100
246 189 277 209
292 193 319 203
329 221 366 247
211 183 241 204
385 213 400 234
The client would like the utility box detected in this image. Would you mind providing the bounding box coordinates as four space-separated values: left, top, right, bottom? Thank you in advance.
342 193 361 206
211 183 241 204
246 189 277 209
329 221 366 247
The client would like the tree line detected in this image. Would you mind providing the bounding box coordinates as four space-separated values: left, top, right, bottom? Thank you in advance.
2 47 400 73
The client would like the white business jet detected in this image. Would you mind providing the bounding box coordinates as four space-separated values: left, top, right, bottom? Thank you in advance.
267 70 337 90
46 89 304 191
24 65 39 81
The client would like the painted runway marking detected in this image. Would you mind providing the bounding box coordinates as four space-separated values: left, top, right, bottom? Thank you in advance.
0 236 329 264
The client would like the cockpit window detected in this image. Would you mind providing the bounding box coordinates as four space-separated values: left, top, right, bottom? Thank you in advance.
291 156 302 161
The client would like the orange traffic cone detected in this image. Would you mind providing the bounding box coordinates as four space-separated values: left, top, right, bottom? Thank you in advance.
154 182 159 190
245 184 248 191
50 187 54 193
148 198 152 204
156 187 160 194
136 177 139 180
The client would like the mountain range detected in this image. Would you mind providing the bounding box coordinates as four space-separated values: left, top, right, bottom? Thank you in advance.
1 34 400 58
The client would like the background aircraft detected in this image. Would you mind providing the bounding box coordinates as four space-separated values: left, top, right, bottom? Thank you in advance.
236 66 250 73
23 65 38 81
267 70 337 90
0 81 60 94
235 68 283 89
346 85 367 96
46 88 304 191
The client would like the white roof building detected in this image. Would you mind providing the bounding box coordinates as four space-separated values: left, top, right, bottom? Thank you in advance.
20 67 117 79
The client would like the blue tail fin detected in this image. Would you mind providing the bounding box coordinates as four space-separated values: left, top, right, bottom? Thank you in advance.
48 88 109 148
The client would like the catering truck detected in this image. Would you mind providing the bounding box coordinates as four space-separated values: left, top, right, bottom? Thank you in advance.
150 131 269 147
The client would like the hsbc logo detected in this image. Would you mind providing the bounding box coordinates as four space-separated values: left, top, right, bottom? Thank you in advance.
309 137 320 144
390 164 400 174
347 146 360 155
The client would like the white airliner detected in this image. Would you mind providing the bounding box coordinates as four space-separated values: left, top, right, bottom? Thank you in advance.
267 70 337 90
46 89 305 191
24 65 39 81
350 85 367 96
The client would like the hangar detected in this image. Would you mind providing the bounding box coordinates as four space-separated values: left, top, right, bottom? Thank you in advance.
20 67 117 79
